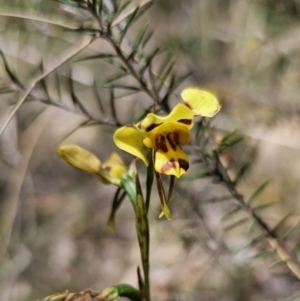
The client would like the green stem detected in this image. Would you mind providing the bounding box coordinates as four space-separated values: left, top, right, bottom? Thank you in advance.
135 173 151 301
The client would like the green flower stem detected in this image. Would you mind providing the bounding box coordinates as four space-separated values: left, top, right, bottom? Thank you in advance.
135 173 151 301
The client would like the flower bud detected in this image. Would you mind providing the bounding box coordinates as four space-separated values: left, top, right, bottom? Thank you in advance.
102 153 127 181
57 145 101 174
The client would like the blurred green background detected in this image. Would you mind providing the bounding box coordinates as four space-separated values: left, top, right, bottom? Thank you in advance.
1 0 300 300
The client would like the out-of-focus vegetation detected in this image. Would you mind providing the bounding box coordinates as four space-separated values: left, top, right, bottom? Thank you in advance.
1 0 300 301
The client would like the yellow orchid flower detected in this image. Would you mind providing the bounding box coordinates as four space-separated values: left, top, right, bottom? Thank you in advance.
114 103 194 178
114 88 220 178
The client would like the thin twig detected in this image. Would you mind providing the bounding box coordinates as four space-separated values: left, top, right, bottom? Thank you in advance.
0 35 99 137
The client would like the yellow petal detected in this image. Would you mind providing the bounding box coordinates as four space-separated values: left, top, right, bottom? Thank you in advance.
154 140 189 178
181 87 221 117
113 126 149 166
143 122 191 149
141 103 194 132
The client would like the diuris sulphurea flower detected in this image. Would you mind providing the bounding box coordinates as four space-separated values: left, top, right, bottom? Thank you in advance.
114 88 220 178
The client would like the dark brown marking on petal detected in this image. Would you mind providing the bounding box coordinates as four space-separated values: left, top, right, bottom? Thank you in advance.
155 134 168 152
146 123 162 132
160 160 177 174
177 118 192 125
183 102 192 110
104 166 111 172
167 132 179 151
178 159 189 171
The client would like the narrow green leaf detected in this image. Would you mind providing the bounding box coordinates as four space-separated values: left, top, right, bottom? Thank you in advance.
119 7 139 45
221 205 242 221
249 249 275 259
107 188 126 231
75 53 116 62
285 221 300 239
252 201 277 212
111 0 121 13
135 1 153 20
0 49 23 88
114 90 140 99
218 136 244 153
60 120 93 141
248 180 270 204
39 61 49 99
269 259 285 269
223 217 249 232
104 71 130 85
109 88 118 123
142 31 154 49
273 212 294 233
140 47 161 74
292 241 300 252
105 84 140 91
133 23 149 50
54 71 61 102
102 57 128 72
68 72 91 117
236 233 264 252
93 79 104 114
63 27 99 35
173 71 193 89
221 129 239 144
234 161 252 183
108 0 131 26
157 59 176 92
247 220 258 234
